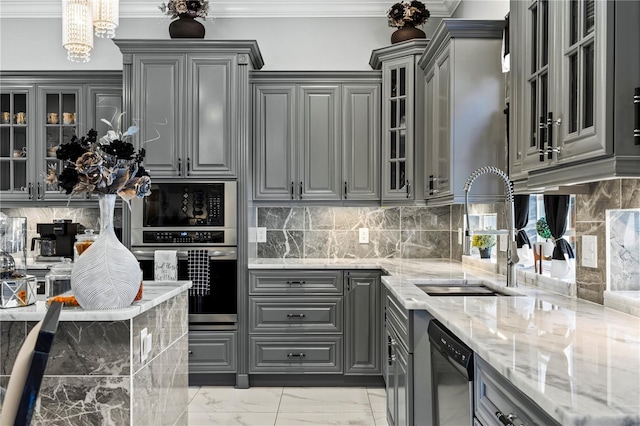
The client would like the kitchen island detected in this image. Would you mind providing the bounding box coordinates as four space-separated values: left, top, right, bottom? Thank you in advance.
0 281 191 425
249 258 640 426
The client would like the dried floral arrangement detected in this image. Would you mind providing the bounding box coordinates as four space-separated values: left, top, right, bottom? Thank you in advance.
387 0 430 28
46 113 151 203
159 0 209 19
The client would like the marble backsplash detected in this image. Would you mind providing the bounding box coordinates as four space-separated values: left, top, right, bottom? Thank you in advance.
0 207 123 254
607 209 640 291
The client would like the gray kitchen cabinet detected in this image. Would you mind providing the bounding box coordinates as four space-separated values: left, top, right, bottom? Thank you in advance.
115 40 264 179
511 0 640 189
386 315 412 426
344 271 381 375
418 20 506 205
0 72 122 203
475 355 560 426
370 40 429 203
189 330 237 373
252 72 381 202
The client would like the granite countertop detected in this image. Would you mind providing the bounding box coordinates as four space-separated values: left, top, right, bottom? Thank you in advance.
0 281 192 321
249 258 640 426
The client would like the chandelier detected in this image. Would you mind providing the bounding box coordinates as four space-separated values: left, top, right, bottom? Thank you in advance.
62 0 119 63
62 0 94 63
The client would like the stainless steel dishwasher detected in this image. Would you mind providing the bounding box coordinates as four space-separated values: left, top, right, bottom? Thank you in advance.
428 319 474 426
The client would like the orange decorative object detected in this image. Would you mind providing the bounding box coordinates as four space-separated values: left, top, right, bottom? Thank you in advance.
47 295 80 307
17 290 27 305
134 282 143 301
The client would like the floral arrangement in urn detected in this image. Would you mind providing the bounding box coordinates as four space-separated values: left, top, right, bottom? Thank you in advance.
159 0 209 19
387 0 430 28
46 113 151 204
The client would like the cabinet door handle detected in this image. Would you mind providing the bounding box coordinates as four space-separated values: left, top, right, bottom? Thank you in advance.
344 181 348 199
286 281 306 285
286 313 306 318
547 112 554 160
37 182 42 200
187 157 191 176
428 175 434 195
188 350 193 355
388 354 396 365
538 116 546 162
495 411 516 426
28 183 33 200
406 180 411 198
634 87 640 145
287 352 306 358
178 158 182 173
299 182 303 199
291 182 295 199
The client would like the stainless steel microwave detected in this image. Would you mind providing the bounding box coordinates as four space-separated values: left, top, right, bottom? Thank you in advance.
130 180 237 247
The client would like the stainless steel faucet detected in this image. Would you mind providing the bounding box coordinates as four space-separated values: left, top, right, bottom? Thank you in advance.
463 167 519 287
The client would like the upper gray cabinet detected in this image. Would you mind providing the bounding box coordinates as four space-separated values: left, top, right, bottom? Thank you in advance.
252 72 381 202
0 72 121 203
418 20 506 205
115 40 264 179
510 0 640 189
370 40 429 204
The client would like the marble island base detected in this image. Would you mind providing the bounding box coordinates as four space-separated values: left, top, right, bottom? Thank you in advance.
0 282 190 425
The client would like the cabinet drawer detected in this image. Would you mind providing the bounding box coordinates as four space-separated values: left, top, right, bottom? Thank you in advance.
249 297 343 333
189 331 236 373
249 270 343 295
475 356 559 426
386 292 410 350
249 336 343 373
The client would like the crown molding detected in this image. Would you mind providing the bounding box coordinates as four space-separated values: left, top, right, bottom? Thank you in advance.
0 0 462 19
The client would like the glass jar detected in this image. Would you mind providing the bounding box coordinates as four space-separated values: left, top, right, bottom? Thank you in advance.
44 258 73 297
74 229 97 261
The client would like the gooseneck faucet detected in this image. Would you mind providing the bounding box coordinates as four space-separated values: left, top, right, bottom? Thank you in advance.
463 167 519 287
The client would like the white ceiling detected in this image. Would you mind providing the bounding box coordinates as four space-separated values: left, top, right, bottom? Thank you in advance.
0 0 461 19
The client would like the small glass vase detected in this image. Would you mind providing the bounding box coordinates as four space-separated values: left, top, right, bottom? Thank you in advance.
71 194 141 310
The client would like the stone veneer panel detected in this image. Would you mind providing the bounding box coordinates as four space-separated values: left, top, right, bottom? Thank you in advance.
401 230 451 258
0 321 26 375
132 334 188 426
606 209 640 291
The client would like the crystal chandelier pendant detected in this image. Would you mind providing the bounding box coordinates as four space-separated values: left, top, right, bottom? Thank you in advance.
93 0 119 38
62 0 93 63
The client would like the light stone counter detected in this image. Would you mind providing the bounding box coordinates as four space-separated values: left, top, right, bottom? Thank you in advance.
249 258 640 426
0 281 191 425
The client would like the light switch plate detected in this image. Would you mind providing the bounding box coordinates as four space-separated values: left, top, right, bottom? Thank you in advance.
140 327 148 363
359 228 369 244
256 227 267 243
581 235 598 268
458 228 463 245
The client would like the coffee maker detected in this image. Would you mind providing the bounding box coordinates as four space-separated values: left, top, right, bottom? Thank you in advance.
32 220 84 260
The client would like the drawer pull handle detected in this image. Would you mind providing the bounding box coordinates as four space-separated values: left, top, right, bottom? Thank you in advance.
495 411 515 426
286 313 306 318
188 350 193 355
286 281 306 285
287 352 306 358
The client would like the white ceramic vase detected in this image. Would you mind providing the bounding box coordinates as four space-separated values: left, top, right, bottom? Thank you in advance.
71 194 140 310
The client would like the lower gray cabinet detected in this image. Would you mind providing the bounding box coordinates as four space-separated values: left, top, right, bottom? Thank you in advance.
188 331 236 373
250 335 343 373
475 356 560 426
344 271 381 375
386 313 413 426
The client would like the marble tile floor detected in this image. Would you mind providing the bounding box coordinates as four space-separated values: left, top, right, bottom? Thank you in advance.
187 386 388 426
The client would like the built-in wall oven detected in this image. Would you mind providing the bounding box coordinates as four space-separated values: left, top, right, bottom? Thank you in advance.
131 180 237 329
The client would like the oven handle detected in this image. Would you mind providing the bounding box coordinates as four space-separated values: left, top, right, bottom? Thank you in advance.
132 249 237 261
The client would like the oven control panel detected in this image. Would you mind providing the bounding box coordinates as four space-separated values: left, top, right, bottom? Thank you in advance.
142 231 224 244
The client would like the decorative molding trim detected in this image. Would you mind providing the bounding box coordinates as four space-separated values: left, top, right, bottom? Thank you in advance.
0 0 461 19
369 39 431 70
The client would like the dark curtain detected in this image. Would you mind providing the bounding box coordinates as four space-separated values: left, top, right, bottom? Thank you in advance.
514 195 531 248
543 195 575 260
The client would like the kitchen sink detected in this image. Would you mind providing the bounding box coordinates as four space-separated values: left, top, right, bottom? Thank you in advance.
413 283 515 297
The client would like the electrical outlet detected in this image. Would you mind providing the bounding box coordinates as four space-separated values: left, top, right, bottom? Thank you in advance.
256 227 267 243
140 328 148 363
499 234 508 252
581 235 598 268
359 228 369 244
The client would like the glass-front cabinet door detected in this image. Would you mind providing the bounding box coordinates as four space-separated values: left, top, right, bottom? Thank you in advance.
0 89 32 200
39 86 82 200
382 57 414 201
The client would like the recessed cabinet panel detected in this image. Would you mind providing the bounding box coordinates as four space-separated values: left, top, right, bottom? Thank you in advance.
135 56 183 177
299 85 341 200
189 56 236 176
